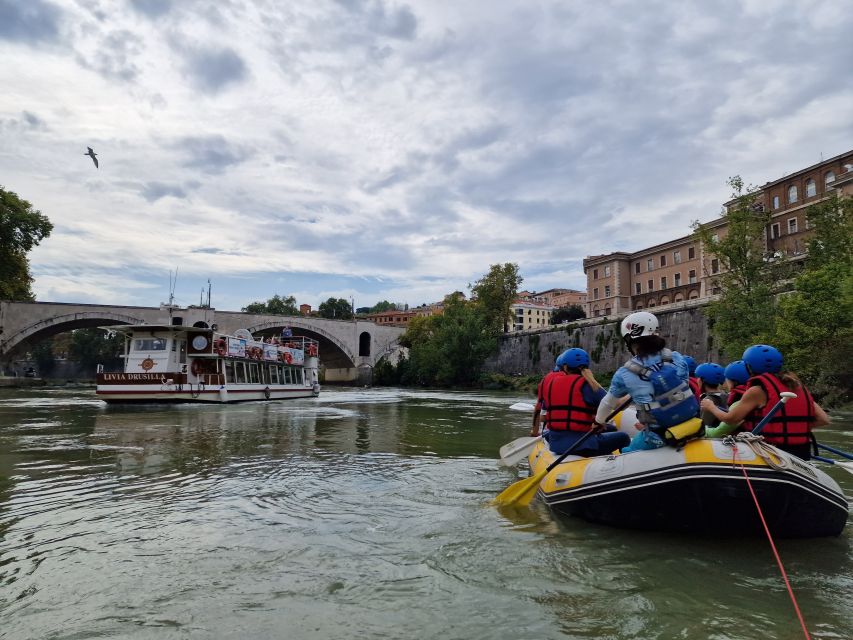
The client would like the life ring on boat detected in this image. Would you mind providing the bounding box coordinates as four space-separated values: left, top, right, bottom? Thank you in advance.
215 339 227 356
283 352 293 364
263 386 271 400
307 344 318 357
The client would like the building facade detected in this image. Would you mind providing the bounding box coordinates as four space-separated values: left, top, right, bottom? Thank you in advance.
583 150 853 316
510 299 556 332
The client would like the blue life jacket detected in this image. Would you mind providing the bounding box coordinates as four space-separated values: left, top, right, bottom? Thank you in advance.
624 349 699 429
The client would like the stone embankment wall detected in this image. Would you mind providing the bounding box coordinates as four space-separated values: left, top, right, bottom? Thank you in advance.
484 304 716 376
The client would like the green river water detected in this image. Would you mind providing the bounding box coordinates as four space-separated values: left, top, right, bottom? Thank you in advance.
0 386 851 640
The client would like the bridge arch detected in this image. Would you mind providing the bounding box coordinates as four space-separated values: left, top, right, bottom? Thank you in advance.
1 312 145 357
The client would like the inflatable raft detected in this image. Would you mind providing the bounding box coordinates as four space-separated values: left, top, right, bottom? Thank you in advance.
527 438 849 538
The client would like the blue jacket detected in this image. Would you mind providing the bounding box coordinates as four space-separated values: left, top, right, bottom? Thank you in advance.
607 351 689 405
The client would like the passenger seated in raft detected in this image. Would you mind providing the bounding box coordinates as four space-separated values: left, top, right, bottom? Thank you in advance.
594 311 698 453
700 344 830 460
694 363 728 430
536 348 630 457
703 361 748 438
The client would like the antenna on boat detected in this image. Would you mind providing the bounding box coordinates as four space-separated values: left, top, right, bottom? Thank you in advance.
168 268 178 306
207 279 212 308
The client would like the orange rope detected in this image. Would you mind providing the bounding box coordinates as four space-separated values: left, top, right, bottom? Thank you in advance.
732 446 811 640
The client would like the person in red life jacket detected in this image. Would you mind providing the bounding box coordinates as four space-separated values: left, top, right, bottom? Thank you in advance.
723 360 750 405
530 354 566 437
700 344 830 459
540 348 630 456
682 355 701 401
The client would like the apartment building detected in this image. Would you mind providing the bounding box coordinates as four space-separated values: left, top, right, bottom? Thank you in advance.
511 299 556 332
583 149 853 316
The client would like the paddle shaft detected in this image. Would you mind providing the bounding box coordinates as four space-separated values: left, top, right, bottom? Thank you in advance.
751 392 797 435
817 443 853 461
542 397 632 474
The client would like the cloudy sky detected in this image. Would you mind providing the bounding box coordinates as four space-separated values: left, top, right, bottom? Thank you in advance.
1 0 852 312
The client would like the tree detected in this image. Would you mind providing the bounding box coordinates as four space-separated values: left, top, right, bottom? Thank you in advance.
470 263 523 335
692 176 784 359
0 186 53 301
30 338 56 377
772 194 853 403
242 294 298 315
318 297 353 320
69 329 124 374
551 305 586 324
369 300 398 313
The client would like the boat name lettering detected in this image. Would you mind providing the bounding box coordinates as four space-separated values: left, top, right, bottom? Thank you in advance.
101 373 167 381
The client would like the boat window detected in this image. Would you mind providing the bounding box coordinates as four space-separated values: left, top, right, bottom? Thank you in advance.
235 362 247 384
270 366 279 384
134 338 167 351
298 368 304 385
249 363 260 384
224 360 235 383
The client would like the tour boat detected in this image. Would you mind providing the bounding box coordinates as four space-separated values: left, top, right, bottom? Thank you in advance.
96 311 320 404
526 438 848 538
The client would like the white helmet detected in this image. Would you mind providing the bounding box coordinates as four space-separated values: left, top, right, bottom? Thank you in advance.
620 311 659 340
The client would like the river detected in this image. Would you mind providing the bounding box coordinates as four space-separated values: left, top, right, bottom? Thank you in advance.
0 386 851 639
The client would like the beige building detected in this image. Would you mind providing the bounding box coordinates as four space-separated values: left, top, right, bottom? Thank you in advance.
584 150 853 315
510 299 556 332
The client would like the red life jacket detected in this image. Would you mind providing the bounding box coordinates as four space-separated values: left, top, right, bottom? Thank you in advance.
537 371 563 404
727 384 747 406
746 373 815 445
543 373 596 432
688 377 701 402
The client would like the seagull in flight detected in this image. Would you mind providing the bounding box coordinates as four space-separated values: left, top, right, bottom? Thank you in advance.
85 146 99 168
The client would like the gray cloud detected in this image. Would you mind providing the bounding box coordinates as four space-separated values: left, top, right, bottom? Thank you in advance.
0 0 63 43
180 45 247 93
176 135 250 174
140 182 189 202
75 29 143 82
0 110 47 133
128 0 173 18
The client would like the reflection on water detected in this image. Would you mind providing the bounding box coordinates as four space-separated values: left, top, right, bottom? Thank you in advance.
0 386 851 639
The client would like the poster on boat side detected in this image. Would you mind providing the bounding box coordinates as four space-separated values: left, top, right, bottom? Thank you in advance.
228 337 246 358
263 345 279 361
284 348 304 365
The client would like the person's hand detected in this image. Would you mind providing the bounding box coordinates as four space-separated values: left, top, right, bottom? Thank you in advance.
529 428 540 437
633 422 645 431
590 421 605 434
700 398 716 412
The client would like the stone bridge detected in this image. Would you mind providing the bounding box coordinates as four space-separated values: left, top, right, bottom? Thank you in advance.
0 301 406 382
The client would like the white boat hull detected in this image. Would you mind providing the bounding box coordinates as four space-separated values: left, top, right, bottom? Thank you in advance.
97 383 318 404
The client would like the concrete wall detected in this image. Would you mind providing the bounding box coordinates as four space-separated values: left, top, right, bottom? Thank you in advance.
484 303 717 376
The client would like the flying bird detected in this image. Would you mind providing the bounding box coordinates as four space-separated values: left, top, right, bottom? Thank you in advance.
85 146 99 168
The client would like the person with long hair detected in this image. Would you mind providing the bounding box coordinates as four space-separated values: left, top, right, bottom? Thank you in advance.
700 344 830 459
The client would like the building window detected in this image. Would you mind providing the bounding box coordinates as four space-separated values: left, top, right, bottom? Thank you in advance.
788 217 798 234
787 185 798 203
593 287 599 300
647 279 654 291
635 282 641 294
711 259 719 274
660 254 667 267
647 258 653 271
689 269 697 284
688 246 695 260
772 195 780 209
771 222 781 239
660 276 667 289
635 262 640 274
674 272 681 286
673 250 681 264
604 306 611 315
805 179 816 198
593 268 598 279
825 171 835 185
604 285 611 297
604 265 611 277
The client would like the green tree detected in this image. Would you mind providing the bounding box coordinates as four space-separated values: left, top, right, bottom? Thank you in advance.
692 176 784 359
470 262 523 335
242 294 298 315
772 194 853 403
369 300 398 313
30 338 56 376
318 297 354 320
69 329 124 374
0 186 53 301
551 305 586 324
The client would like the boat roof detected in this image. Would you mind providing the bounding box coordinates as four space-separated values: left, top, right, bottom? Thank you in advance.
104 324 213 333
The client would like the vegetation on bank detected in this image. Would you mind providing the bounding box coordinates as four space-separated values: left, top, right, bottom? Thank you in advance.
0 186 53 301
694 182 852 406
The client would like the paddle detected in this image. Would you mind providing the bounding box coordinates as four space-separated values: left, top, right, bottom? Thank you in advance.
816 442 853 462
812 455 853 474
498 435 542 467
492 398 632 508
509 402 536 412
751 391 797 435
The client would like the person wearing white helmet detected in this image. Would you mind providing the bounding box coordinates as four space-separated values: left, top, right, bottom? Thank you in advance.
594 311 697 452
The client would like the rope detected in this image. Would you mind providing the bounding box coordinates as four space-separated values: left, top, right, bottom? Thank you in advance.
726 436 811 640
732 432 791 471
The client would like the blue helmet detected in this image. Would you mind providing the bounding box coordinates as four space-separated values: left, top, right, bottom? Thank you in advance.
695 363 725 386
743 344 783 375
724 360 750 385
683 355 697 376
556 348 590 370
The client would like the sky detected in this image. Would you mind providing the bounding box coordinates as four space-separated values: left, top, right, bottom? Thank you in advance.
1 0 852 313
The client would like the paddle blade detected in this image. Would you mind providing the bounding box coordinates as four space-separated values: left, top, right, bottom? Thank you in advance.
509 402 536 412
498 436 542 467
491 468 548 507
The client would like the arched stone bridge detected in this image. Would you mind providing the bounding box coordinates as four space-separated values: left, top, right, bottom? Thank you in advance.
0 301 406 382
